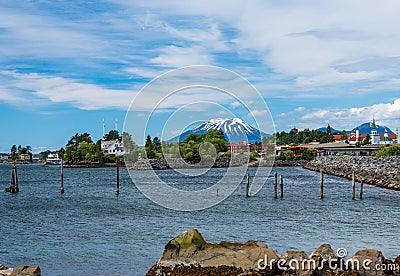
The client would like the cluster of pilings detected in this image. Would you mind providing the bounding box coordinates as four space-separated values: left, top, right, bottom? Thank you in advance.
4 160 366 199
244 169 364 200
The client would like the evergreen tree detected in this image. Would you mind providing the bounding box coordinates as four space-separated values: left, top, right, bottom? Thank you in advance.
10 145 17 160
145 135 156 159
103 130 121 141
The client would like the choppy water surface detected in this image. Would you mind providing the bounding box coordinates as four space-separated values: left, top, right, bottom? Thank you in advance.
0 164 399 275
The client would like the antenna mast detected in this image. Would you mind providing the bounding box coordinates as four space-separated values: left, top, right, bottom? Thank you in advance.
102 118 106 137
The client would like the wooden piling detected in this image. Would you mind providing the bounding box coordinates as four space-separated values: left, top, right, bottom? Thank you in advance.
351 171 355 200
10 162 19 193
360 181 363 200
116 157 120 194
320 169 324 199
60 158 64 194
246 173 250 197
216 185 219 197
274 172 277 199
280 174 283 198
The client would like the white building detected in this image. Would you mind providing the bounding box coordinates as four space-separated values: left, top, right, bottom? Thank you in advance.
370 118 380 145
398 127 400 144
380 129 394 145
101 140 125 156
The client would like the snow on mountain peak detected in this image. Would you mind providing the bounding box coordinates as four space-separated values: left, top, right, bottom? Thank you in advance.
185 118 268 143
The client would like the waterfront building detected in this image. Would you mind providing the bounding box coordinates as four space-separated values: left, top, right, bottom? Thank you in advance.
101 139 125 156
1 153 10 160
19 153 31 162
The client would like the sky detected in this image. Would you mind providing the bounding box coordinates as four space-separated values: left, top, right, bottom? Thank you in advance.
1 0 400 152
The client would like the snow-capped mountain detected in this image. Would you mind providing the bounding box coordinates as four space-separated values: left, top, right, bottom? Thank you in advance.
174 118 269 143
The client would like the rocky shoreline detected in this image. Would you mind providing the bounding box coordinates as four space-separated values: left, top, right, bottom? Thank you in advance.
147 229 400 276
303 156 400 191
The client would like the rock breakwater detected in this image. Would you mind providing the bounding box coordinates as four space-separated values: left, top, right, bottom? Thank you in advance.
303 156 400 191
147 229 400 276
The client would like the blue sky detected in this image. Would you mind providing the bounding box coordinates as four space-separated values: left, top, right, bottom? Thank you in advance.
1 0 400 152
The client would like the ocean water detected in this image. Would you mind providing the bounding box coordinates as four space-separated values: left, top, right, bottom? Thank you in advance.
0 163 399 275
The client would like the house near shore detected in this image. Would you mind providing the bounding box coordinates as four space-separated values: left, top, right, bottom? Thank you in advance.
101 139 125 156
1 153 10 160
19 153 32 162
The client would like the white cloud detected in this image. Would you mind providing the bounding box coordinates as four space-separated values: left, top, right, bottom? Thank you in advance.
279 99 400 131
150 45 213 67
124 67 165 79
0 71 136 110
249 109 268 117
230 102 241 108
115 0 400 93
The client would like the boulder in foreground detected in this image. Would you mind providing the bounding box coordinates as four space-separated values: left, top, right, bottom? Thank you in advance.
147 229 400 276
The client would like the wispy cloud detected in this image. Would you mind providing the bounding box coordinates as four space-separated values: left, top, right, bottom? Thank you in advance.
150 45 213 67
0 71 136 110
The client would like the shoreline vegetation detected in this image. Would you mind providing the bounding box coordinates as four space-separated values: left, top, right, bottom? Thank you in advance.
1 128 399 191
146 229 400 276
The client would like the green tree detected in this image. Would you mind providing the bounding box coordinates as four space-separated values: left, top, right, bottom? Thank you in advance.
376 145 400 157
362 134 371 145
103 130 121 141
326 124 332 134
279 150 294 160
183 134 202 143
67 132 92 148
145 135 156 159
301 148 317 160
340 131 347 141
10 145 17 160
58 147 65 159
249 151 259 162
64 132 94 163
122 132 141 162
152 137 161 153
203 130 228 153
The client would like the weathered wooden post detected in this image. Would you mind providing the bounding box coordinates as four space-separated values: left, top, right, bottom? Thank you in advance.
60 158 64 194
216 185 219 197
274 172 278 199
360 181 363 200
116 157 120 195
351 171 355 200
10 162 19 193
280 174 283 198
246 173 250 197
320 169 324 199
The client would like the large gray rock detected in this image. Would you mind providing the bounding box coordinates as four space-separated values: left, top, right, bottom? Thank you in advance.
349 249 385 276
147 229 280 275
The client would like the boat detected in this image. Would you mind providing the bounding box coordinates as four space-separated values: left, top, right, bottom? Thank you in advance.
45 153 61 165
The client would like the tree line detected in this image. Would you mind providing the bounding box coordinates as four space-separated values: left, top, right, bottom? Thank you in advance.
145 129 230 163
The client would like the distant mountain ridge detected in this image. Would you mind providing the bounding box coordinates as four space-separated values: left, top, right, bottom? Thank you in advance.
317 126 342 133
351 122 394 135
172 118 269 143
318 122 394 135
